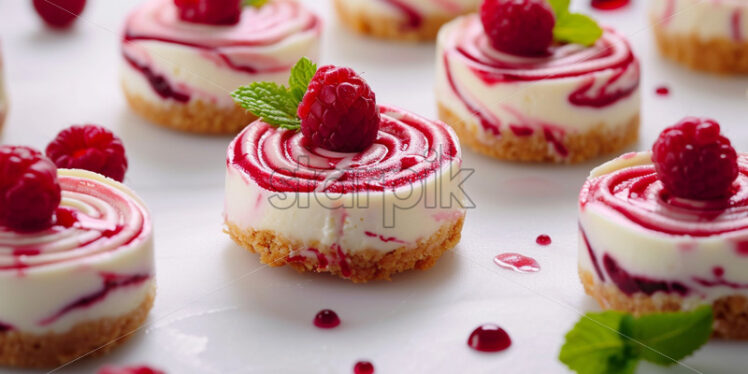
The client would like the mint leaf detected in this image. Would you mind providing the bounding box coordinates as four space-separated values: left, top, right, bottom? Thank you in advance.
632 306 713 366
243 0 269 8
560 311 638 374
547 0 570 18
560 307 714 374
231 82 300 130
554 13 603 46
288 57 318 104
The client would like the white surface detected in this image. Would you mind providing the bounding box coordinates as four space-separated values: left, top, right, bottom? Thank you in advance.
0 0 747 373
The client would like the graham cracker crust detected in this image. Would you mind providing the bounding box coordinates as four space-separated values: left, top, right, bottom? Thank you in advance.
225 216 464 283
123 87 255 134
437 103 639 163
332 0 469 42
0 285 155 368
580 269 748 339
653 21 748 74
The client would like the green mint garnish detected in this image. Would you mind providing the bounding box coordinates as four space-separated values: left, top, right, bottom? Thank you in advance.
243 0 269 8
548 0 603 46
560 306 713 374
231 57 318 130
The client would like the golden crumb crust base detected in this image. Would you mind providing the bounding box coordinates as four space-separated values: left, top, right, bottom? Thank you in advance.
653 22 748 74
332 0 468 41
437 104 639 164
123 87 255 134
580 270 748 340
0 285 155 368
226 217 464 283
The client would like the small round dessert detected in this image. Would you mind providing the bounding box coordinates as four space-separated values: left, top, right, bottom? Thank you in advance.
435 16 641 163
651 0 748 74
0 169 155 367
578 151 748 339
333 0 480 41
224 105 466 282
121 0 321 134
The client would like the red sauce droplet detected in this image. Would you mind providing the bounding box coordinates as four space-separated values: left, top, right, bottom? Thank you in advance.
591 0 631 11
314 309 340 329
494 253 540 273
536 234 552 246
468 324 512 352
354 361 375 374
655 86 670 96
714 266 725 277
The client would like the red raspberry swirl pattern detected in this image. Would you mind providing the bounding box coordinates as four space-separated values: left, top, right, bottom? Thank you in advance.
446 18 637 82
123 0 321 73
228 105 461 194
0 173 151 271
580 155 748 237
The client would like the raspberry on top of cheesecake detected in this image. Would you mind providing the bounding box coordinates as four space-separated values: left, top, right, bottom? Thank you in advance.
436 0 640 163
578 117 748 339
0 127 154 368
225 58 466 282
121 0 322 134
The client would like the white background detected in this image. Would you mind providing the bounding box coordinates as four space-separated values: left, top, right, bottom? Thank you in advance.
1 0 747 373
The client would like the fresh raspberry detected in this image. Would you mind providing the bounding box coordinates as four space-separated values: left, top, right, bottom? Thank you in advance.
652 117 739 200
174 0 242 25
97 366 165 374
298 66 381 152
480 0 556 56
32 0 87 29
46 125 128 182
0 146 61 231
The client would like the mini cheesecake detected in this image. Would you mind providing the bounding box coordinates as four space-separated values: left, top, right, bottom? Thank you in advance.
578 152 748 339
651 0 748 73
334 0 480 41
435 15 641 163
121 0 321 134
0 169 155 367
224 105 466 282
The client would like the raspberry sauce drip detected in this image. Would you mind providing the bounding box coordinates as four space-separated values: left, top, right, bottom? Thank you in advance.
579 155 748 237
0 173 150 271
123 54 189 103
602 254 688 296
536 234 552 246
655 86 670 96
467 324 512 352
314 309 341 329
353 361 375 374
38 273 151 326
228 105 460 194
591 0 631 10
494 253 540 273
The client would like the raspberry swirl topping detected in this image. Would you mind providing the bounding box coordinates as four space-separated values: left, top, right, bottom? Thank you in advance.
580 154 748 237
0 171 151 271
123 0 321 73
228 105 461 194
445 17 638 85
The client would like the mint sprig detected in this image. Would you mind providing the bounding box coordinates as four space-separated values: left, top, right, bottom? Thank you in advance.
231 57 318 130
548 0 603 46
560 306 713 374
243 0 269 8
